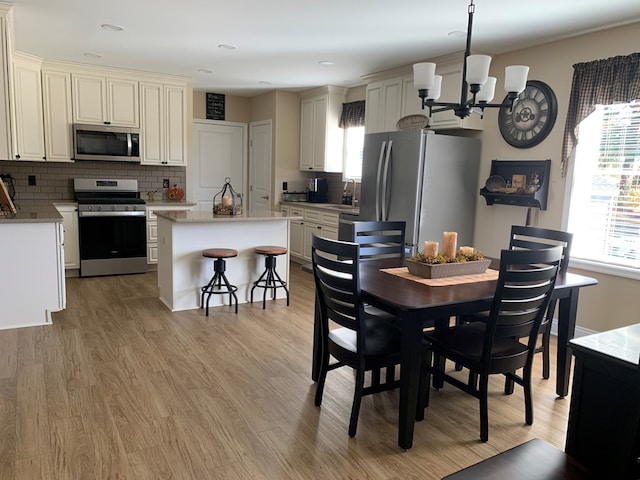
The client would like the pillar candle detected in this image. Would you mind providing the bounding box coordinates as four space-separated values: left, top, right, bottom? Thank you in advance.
221 195 232 207
459 246 474 256
442 231 458 259
424 241 438 257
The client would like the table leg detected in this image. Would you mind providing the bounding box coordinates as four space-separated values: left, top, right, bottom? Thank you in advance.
398 311 423 450
556 288 580 398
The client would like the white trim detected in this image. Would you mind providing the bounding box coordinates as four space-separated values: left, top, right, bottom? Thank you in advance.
550 319 596 339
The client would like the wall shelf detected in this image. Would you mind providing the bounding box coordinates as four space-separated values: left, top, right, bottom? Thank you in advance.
480 159 551 210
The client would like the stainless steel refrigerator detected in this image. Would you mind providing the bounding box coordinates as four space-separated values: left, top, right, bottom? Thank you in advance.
356 129 480 256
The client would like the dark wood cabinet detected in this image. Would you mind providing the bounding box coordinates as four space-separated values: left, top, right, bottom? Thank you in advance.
480 159 551 210
566 324 640 479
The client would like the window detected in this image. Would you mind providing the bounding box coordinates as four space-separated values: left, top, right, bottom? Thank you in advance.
343 126 364 181
567 101 640 277
339 100 365 181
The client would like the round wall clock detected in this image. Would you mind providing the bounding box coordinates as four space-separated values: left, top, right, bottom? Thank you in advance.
498 80 558 148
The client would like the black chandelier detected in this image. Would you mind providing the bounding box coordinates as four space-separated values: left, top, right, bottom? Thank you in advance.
413 0 529 119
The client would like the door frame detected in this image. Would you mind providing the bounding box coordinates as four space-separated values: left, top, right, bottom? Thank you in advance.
249 119 273 211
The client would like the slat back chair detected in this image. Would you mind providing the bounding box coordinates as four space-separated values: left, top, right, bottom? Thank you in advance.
509 225 573 379
312 235 402 437
351 221 406 261
424 246 563 442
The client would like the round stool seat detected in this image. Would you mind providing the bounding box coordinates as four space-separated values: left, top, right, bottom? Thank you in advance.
254 245 287 256
203 248 238 259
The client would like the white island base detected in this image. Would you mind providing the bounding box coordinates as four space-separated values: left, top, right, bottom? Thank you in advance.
156 210 295 312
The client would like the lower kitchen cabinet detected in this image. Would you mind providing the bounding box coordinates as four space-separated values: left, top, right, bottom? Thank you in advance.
54 202 79 270
282 204 339 263
146 203 195 264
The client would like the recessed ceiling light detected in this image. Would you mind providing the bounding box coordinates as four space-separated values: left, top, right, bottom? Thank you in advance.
101 23 125 32
318 61 334 65
258 81 272 85
83 52 102 59
448 30 466 38
217 43 237 50
197 68 214 74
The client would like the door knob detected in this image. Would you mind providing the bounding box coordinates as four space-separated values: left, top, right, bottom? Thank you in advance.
261 195 269 200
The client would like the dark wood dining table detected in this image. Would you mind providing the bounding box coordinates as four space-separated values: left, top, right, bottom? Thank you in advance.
311 257 598 450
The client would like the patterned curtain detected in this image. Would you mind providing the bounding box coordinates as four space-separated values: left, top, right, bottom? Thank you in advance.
561 53 640 176
339 100 366 128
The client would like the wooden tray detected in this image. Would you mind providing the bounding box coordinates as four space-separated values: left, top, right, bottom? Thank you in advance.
405 258 491 279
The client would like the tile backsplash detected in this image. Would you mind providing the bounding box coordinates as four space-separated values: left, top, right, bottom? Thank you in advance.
0 160 185 207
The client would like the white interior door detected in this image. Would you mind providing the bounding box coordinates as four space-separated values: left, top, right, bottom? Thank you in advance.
249 120 272 212
188 120 247 211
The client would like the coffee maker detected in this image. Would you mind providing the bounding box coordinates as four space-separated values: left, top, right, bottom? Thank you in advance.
307 178 328 203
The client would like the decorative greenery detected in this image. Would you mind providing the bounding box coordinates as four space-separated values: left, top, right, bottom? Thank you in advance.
411 249 484 264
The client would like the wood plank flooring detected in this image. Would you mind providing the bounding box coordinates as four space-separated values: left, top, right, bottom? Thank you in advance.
0 263 573 479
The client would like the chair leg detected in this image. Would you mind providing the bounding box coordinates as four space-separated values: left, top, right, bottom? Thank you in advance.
524 366 534 425
479 373 490 442
314 349 330 407
385 365 395 383
371 368 381 387
542 322 551 379
504 375 515 395
348 368 365 437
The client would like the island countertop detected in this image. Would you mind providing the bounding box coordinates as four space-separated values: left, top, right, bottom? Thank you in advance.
155 210 303 223
0 204 62 223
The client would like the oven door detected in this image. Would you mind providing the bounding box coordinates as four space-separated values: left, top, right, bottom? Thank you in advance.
78 211 147 276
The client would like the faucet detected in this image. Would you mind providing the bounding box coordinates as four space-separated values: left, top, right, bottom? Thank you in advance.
343 178 357 206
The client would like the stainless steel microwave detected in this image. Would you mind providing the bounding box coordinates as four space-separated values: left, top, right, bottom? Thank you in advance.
73 124 140 162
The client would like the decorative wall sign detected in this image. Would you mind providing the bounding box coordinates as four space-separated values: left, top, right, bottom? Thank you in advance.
206 93 225 120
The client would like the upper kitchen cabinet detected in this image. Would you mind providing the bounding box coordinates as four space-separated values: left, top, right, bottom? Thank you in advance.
364 77 403 134
299 86 346 172
140 82 188 166
10 54 46 161
42 68 73 162
0 9 12 161
10 53 73 162
72 73 139 127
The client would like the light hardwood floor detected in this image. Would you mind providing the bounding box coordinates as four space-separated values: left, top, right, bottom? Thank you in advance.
0 263 573 479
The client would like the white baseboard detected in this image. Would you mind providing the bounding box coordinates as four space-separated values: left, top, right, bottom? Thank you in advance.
550 319 596 338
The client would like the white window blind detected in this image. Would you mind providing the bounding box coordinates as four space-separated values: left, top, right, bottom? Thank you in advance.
568 101 640 272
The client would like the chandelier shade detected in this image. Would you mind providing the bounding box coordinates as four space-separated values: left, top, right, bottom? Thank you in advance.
413 0 529 119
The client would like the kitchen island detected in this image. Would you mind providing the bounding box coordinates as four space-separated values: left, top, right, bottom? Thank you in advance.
0 204 66 329
155 210 302 312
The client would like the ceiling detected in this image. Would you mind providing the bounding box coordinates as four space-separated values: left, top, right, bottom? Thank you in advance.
7 0 640 96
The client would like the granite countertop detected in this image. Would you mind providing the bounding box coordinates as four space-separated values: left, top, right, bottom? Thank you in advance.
145 201 197 208
155 210 303 223
281 201 360 215
0 204 62 223
570 324 640 367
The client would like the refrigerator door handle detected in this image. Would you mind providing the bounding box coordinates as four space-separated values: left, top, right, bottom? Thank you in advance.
375 141 387 221
381 140 392 221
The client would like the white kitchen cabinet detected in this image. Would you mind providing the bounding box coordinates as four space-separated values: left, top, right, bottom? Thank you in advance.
140 82 187 166
401 76 428 118
0 11 12 161
299 86 346 172
42 69 73 162
288 206 305 260
365 77 403 134
11 54 46 161
146 203 195 264
301 208 339 261
72 73 139 127
54 203 79 270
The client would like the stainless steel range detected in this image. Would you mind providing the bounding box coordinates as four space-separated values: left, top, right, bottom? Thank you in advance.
74 178 147 277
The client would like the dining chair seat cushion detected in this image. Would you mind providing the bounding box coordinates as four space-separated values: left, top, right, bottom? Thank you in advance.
428 322 528 363
329 316 401 356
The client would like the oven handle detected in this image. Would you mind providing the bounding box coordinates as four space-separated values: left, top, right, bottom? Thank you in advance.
78 211 146 218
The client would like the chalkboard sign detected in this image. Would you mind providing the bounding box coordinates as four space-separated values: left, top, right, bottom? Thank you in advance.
206 93 225 120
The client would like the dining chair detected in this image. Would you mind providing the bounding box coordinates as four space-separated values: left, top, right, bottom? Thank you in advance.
457 225 573 383
351 221 406 260
423 246 563 442
312 235 403 437
351 220 406 384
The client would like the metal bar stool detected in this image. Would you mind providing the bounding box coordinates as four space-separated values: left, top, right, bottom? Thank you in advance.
250 246 290 309
201 248 238 315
